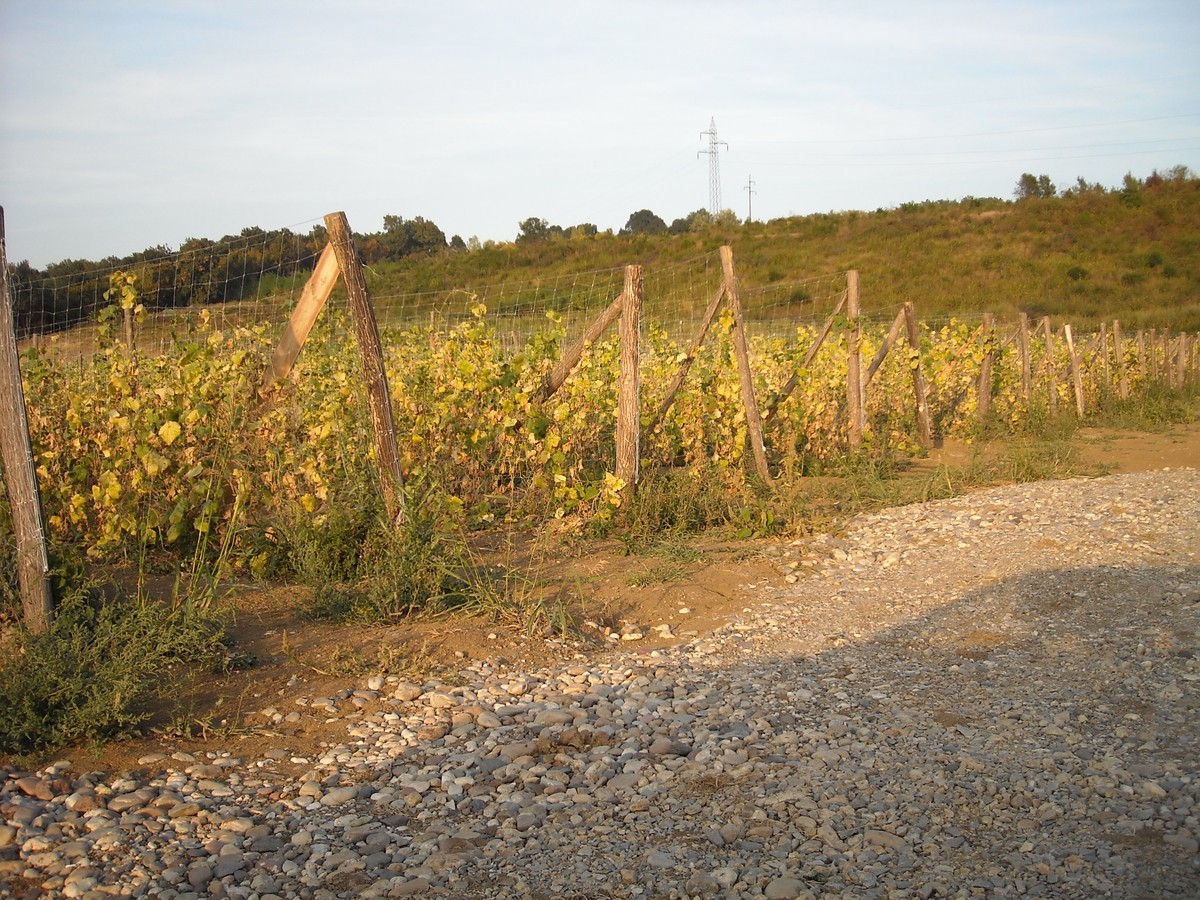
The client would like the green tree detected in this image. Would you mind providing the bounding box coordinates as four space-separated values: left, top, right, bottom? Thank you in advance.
620 209 667 235
517 217 551 243
669 209 712 234
1014 173 1056 200
566 222 598 239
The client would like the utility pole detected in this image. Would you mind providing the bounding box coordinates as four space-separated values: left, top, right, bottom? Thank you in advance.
744 175 757 223
698 117 727 215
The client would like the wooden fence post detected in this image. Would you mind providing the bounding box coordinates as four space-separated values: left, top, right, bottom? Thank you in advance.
903 302 932 448
721 247 771 482
1018 313 1032 402
1136 330 1146 381
0 207 54 632
1112 320 1129 399
615 265 642 503
1149 328 1159 381
1177 333 1188 388
1098 323 1110 390
978 313 995 419
845 270 864 450
1063 324 1085 417
324 211 406 525
1042 317 1058 414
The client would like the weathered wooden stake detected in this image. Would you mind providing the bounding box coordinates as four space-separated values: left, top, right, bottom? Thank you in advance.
763 287 847 421
0 207 54 632
615 265 642 503
1063 324 1085 417
903 302 932 448
1042 317 1058 414
1149 328 1158 381
977 313 995 419
1112 320 1129 399
1136 330 1147 381
1177 333 1188 388
721 247 772 482
1018 313 1032 402
863 308 906 388
324 211 406 525
641 282 725 440
263 242 341 389
845 270 865 450
540 292 625 401
1098 324 1110 390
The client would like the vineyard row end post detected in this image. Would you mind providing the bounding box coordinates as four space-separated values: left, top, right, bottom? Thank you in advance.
903 302 933 449
846 270 864 450
1018 312 1032 401
721 247 771 483
977 313 995 419
615 265 642 504
1112 320 1130 399
324 211 407 526
0 207 54 633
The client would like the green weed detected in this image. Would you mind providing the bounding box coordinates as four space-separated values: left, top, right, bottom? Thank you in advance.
0 578 226 755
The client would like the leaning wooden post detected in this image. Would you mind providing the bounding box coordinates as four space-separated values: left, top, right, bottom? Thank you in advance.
324 211 406 525
1136 330 1146 381
863 308 906 387
977 313 995 420
1063 324 1085 417
1097 323 1111 392
540 292 625 401
763 287 847 422
0 207 54 632
1042 317 1058 414
641 282 725 441
721 246 772 482
845 270 865 450
1112 320 1129 399
263 242 341 390
615 265 642 504
903 302 932 448
1018 312 1032 402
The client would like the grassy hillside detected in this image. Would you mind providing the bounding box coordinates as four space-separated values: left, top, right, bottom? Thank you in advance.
360 174 1200 332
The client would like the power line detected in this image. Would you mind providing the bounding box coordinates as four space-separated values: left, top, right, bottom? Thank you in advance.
737 112 1200 147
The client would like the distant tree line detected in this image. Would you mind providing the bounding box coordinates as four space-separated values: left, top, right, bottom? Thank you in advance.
513 207 743 244
7 204 731 337
1014 164 1194 201
4 217 466 339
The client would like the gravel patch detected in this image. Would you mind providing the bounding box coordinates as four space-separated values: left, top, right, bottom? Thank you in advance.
3 468 1198 898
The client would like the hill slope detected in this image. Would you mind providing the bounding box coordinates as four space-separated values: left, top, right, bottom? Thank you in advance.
365 174 1200 331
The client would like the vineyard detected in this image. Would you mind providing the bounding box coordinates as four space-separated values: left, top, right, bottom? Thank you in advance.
5 239 1197 581
3 221 1199 752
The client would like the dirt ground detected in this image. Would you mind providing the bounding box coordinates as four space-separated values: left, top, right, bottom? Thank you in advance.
15 422 1200 775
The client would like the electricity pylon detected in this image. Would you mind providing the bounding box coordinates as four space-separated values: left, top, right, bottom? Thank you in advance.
698 118 727 215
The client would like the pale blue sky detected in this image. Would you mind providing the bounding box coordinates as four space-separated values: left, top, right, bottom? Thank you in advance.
2 0 1198 267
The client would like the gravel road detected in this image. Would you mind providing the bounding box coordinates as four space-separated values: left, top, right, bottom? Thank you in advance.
3 468 1198 899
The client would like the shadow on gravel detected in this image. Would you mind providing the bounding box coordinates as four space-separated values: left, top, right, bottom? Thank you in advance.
735 560 1200 897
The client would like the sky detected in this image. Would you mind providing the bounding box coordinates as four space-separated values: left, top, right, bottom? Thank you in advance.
1 0 1198 268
